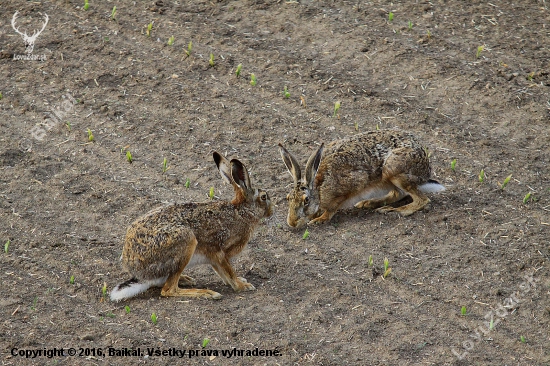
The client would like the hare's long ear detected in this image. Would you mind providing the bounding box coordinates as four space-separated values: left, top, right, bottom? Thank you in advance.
230 159 252 193
278 143 301 185
213 152 233 185
304 143 324 190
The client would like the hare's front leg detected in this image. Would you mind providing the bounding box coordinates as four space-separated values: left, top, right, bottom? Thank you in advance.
210 255 255 292
308 210 336 225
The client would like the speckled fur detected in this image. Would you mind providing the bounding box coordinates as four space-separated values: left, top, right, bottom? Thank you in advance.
279 130 444 228
111 152 273 301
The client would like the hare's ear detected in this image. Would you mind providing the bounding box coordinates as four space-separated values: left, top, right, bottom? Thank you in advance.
278 143 301 185
230 159 252 192
213 152 233 185
304 143 324 190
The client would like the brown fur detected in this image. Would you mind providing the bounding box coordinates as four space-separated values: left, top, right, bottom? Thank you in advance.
279 130 443 228
112 152 273 301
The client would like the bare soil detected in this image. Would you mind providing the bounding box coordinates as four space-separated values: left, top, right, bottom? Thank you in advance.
1 1 549 365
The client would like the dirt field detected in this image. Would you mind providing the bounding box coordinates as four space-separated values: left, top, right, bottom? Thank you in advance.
1 0 549 365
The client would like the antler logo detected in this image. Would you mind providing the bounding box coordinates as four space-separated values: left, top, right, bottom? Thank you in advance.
11 11 49 55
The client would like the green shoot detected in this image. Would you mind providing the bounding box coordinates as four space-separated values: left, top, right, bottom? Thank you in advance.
0 92 3 100
70 275 75 284
498 174 512 190
235 64 242 77
461 306 467 316
382 257 391 278
66 121 71 131
202 338 210 348
167 36 175 46
110 6 117 21
209 187 215 199
489 318 494 330
407 21 413 30
478 169 485 183
146 22 153 37
367 255 373 267
333 101 341 117
388 12 394 22
106 312 115 318
209 53 215 67
354 121 358 131
185 178 190 188
162 157 169 174
126 150 133 163
87 128 94 142
83 0 89 11
376 124 380 131
302 228 310 240
186 41 192 57
102 282 107 298
124 305 131 314
476 45 484 59
31 297 37 311
151 313 158 325
523 192 532 204
520 335 526 343
283 86 290 98
250 73 257 86
451 159 457 171
527 72 535 81
427 29 432 39
4 239 10 253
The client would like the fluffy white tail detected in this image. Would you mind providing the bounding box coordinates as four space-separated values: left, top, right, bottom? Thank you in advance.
419 179 446 194
110 277 167 302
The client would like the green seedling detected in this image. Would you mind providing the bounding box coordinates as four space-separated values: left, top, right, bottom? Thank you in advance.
209 187 215 199
167 36 175 46
235 64 242 77
87 128 94 142
520 335 526 343
375 124 380 131
283 86 290 98
461 306 467 316
408 21 413 30
66 121 71 131
489 318 494 330
201 338 210 348
527 72 535 81
146 22 153 37
354 121 359 131
451 159 457 172
104 37 109 42
83 0 89 11
476 45 484 59
333 101 341 117
367 255 373 267
110 6 117 21
102 282 107 298
4 239 10 253
106 312 115 318
185 178 190 188
382 257 391 278
478 169 485 183
186 41 192 57
151 313 158 324
31 297 37 311
250 73 257 86
523 192 532 204
302 228 310 240
126 150 133 163
388 12 394 22
498 174 512 190
162 157 169 173
209 53 215 67
427 30 432 39
0 92 3 100
70 275 75 284
124 305 131 314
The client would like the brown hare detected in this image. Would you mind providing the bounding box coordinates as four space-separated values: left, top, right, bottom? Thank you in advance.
110 152 273 301
279 130 445 228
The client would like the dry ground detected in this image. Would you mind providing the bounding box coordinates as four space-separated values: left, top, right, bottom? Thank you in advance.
1 0 549 365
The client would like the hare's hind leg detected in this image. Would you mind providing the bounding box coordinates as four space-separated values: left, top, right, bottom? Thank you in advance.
161 236 222 299
354 187 403 209
377 174 430 216
209 254 255 292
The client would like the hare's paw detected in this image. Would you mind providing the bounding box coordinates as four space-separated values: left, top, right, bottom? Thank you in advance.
355 200 380 209
235 277 255 291
376 205 397 214
178 275 196 286
377 205 417 216
162 287 222 300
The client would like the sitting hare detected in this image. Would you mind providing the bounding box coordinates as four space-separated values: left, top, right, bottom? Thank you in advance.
279 130 445 228
111 152 273 301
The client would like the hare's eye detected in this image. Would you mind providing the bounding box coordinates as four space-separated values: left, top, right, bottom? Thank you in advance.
260 193 267 201
304 196 310 205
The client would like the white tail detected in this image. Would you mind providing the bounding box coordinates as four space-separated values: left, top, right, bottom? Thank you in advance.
11 11 49 54
419 180 446 194
110 277 167 302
